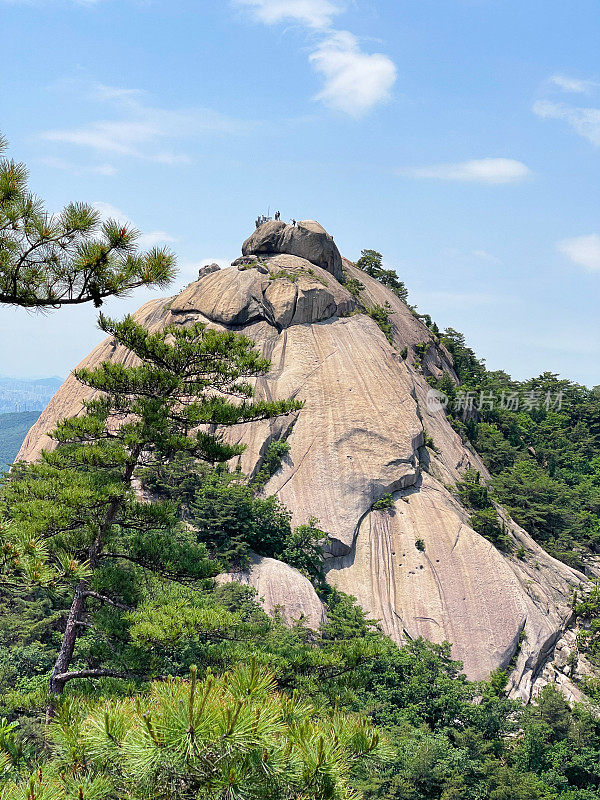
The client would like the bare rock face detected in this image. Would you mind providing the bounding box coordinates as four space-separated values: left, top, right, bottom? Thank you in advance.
17 222 589 695
327 473 582 684
242 220 343 280
171 254 355 329
198 263 221 279
216 554 326 629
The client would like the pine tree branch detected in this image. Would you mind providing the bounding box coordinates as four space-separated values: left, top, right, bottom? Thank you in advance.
82 590 133 611
53 668 131 682
53 668 171 684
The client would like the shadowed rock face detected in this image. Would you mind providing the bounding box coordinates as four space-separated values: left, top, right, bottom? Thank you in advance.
242 220 343 280
17 222 587 694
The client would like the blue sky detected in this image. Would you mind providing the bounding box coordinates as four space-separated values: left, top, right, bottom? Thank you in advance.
1 0 599 385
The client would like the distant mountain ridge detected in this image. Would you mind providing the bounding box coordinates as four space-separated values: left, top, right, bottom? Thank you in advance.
0 411 41 468
0 375 62 413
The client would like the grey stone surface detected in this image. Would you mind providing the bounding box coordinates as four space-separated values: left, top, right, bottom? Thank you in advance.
242 220 343 279
217 554 326 629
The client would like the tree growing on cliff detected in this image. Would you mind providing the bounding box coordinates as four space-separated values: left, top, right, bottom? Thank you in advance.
0 133 175 308
0 314 302 720
356 249 408 302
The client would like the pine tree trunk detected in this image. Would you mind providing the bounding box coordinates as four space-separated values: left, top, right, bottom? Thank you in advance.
46 579 88 724
45 454 140 723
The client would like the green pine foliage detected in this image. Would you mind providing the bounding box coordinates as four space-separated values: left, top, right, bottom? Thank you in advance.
4 661 390 800
431 328 600 569
0 134 175 309
355 250 409 302
372 494 394 511
366 305 394 345
251 439 291 491
454 469 511 550
0 315 302 716
3 575 600 799
146 455 324 582
575 582 600 667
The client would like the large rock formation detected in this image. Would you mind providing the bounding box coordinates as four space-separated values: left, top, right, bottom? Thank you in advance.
17 221 587 697
217 554 326 630
242 220 343 280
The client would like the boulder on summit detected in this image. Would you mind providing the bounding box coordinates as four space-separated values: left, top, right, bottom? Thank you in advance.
242 219 343 279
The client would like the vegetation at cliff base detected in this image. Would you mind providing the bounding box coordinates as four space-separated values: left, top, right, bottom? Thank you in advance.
0 315 302 721
429 328 600 570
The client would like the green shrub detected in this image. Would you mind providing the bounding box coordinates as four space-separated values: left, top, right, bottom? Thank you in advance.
373 493 394 510
356 249 409 301
366 305 394 344
344 276 365 298
7 663 389 800
455 469 490 510
252 439 291 491
455 470 511 550
469 508 511 550
423 429 437 451
279 517 326 584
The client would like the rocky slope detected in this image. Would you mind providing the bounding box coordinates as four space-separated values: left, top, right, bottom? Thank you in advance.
17 220 588 699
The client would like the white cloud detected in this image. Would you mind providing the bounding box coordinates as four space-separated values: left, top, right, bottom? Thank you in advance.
309 30 396 116
40 82 252 163
40 156 117 176
557 234 600 272
235 0 340 29
402 158 531 184
473 250 502 264
91 201 177 250
233 1 396 116
549 74 597 94
533 100 600 146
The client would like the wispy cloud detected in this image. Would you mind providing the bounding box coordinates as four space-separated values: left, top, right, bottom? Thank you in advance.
39 82 253 164
39 156 117 176
533 100 600 146
401 158 531 184
309 30 396 116
548 74 597 94
473 249 503 264
235 0 340 29
91 201 177 251
1 0 102 4
233 0 396 116
557 234 600 272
